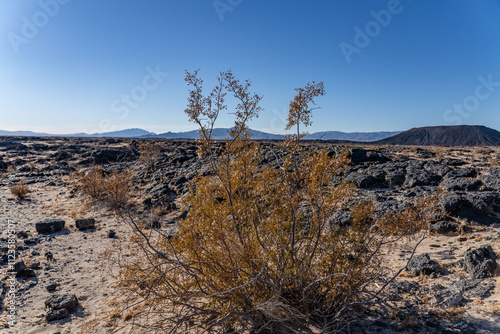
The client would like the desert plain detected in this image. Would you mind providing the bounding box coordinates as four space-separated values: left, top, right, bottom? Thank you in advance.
0 136 499 334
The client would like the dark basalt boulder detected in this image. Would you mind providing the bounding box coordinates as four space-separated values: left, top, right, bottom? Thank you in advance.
328 209 352 227
464 245 497 279
375 161 408 187
441 192 498 223
35 219 65 234
373 199 412 215
406 253 439 275
385 170 406 187
388 280 419 294
430 290 464 308
171 175 188 187
0 159 8 171
403 170 438 188
429 221 458 234
441 177 481 191
445 167 477 179
481 167 500 191
148 183 172 199
349 148 389 163
16 231 29 239
363 165 387 182
75 218 95 231
440 193 462 214
450 279 496 299
0 141 28 151
424 162 451 177
171 153 194 164
441 157 466 166
51 150 73 161
344 172 377 188
46 308 69 321
44 294 79 313
91 147 138 164
403 161 441 188
13 261 36 278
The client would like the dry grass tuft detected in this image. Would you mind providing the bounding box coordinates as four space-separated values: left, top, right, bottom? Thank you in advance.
472 299 484 306
434 307 465 320
74 166 134 211
9 181 30 199
108 308 122 320
491 302 500 314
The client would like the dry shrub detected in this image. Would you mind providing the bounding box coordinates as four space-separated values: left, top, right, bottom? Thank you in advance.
457 219 471 235
109 308 122 320
109 70 441 333
10 181 29 199
75 166 133 210
434 307 465 321
491 302 500 314
489 153 500 167
138 141 162 170
472 299 484 306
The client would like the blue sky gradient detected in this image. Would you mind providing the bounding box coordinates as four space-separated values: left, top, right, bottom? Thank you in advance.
1 0 499 134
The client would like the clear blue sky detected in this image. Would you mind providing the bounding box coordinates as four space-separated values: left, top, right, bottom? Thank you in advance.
1 0 500 134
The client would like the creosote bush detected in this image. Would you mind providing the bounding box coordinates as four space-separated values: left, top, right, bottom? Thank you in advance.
75 165 133 210
109 70 441 333
138 141 162 170
10 181 30 199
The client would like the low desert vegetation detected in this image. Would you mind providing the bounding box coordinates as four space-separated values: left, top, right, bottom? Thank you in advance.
9 180 30 199
100 70 442 333
492 301 500 314
74 165 134 211
138 140 162 170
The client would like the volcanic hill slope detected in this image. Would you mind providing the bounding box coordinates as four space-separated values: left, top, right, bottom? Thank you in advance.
377 126 500 147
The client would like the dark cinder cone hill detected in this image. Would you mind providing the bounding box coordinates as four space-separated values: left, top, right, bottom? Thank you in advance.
376 125 500 147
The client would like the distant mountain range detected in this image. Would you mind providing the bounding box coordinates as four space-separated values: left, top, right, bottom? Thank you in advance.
2 126 499 146
0 128 156 138
377 125 500 146
153 128 401 141
0 128 401 142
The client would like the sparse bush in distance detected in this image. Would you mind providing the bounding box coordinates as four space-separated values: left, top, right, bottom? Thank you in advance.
109 70 441 333
75 166 133 210
138 141 162 170
10 181 29 199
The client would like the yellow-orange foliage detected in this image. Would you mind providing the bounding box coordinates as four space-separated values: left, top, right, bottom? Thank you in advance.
10 181 30 199
111 70 440 333
75 165 133 210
